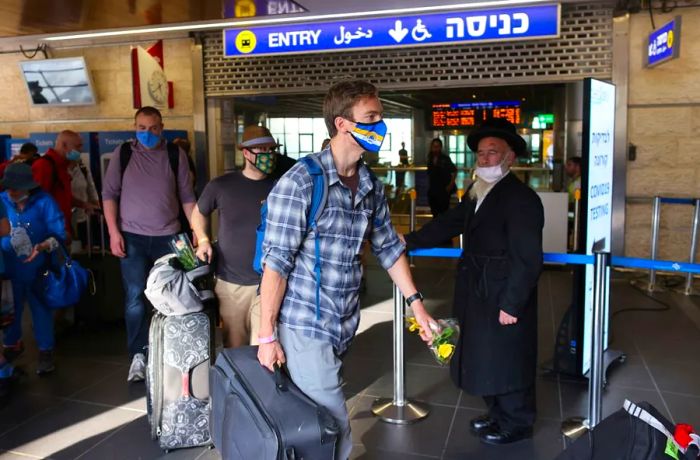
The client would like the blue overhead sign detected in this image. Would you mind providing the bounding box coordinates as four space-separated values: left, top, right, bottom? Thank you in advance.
223 4 560 57
646 17 681 67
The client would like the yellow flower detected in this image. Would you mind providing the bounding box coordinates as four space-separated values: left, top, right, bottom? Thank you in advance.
406 317 422 333
437 343 455 360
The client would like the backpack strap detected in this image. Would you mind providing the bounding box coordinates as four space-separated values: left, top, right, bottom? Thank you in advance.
120 141 180 196
299 155 328 321
119 142 133 182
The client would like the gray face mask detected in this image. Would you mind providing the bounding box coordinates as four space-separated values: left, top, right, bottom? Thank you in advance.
11 193 29 204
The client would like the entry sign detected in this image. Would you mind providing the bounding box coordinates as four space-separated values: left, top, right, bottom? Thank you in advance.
223 4 560 57
581 78 615 375
646 17 681 67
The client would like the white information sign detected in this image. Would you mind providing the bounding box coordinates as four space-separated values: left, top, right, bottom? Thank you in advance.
582 78 615 375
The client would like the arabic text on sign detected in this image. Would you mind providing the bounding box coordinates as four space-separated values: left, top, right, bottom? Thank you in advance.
223 4 560 57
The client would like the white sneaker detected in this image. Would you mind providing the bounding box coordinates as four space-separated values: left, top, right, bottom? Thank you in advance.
127 353 146 382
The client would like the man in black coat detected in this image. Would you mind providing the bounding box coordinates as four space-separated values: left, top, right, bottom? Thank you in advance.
405 118 544 445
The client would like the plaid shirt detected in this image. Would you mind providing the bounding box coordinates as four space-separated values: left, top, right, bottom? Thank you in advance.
262 148 404 353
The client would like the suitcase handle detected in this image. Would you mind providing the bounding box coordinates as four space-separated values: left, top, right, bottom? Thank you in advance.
273 364 287 392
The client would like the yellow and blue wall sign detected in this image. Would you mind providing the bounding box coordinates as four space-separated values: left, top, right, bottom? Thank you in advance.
223 4 561 58
646 17 681 67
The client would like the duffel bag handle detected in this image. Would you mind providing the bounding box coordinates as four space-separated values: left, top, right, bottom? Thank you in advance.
273 363 287 392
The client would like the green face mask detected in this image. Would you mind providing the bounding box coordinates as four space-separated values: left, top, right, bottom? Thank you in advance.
253 152 277 175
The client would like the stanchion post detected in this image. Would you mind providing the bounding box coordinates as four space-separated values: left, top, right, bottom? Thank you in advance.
685 199 700 296
86 213 93 258
573 189 581 252
457 189 465 250
371 284 429 424
588 250 609 428
561 246 611 438
409 189 417 267
648 196 661 291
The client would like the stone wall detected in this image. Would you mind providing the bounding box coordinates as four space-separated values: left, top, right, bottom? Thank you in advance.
626 10 700 261
0 37 195 141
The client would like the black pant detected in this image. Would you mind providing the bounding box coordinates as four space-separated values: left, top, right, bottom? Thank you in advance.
483 385 536 431
428 192 451 217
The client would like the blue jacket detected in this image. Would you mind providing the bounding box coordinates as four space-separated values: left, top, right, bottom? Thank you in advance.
1 190 66 281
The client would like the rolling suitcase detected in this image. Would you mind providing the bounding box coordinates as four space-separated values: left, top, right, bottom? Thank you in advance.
146 310 215 451
210 346 339 460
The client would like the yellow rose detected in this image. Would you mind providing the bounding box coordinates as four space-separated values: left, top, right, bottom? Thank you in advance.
438 343 455 360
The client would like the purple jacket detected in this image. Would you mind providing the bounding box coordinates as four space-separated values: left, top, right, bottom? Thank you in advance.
102 140 196 236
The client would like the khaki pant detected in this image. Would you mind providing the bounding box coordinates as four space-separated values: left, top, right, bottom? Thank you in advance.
214 279 261 348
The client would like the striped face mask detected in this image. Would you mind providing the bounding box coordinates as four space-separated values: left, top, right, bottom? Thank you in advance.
350 120 387 152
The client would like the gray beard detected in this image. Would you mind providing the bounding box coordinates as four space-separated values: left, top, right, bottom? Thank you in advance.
468 178 496 203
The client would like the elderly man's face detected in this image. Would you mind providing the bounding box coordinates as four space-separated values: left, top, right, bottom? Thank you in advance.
476 137 514 168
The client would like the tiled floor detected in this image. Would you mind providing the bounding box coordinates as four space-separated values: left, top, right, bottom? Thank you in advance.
1 260 699 460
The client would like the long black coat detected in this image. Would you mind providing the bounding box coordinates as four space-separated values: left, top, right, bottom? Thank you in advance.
406 173 544 396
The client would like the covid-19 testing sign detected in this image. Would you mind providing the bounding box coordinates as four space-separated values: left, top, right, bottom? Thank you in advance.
580 78 615 375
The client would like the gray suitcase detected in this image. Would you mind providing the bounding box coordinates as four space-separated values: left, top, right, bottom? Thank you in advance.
147 311 214 451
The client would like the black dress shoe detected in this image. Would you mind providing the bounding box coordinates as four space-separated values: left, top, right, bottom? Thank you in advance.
479 426 533 445
469 414 496 433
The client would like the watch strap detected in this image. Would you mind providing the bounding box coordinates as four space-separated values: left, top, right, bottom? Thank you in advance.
405 292 424 307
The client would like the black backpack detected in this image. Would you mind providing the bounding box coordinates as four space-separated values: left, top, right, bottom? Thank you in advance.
557 400 699 460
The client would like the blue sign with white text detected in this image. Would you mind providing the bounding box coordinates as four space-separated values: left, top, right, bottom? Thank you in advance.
223 4 560 57
647 17 681 67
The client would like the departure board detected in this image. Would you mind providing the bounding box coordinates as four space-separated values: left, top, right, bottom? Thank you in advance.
431 101 522 128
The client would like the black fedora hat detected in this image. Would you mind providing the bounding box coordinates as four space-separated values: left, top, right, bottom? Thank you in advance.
0 162 39 191
467 118 528 157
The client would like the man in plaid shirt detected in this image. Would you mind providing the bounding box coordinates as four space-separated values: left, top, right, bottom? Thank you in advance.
257 80 436 459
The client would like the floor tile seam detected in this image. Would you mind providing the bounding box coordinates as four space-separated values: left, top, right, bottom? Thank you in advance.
0 406 54 438
72 416 135 460
660 390 700 400
556 373 565 422
58 397 148 414
21 390 147 414
195 447 217 460
632 338 676 424
440 390 463 460
359 391 458 409
0 450 45 459
64 364 128 399
605 383 669 392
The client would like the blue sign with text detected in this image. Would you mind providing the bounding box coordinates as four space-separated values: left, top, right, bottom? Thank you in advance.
647 17 681 67
223 4 560 57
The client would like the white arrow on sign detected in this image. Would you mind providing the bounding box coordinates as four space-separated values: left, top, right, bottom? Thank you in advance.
388 20 409 43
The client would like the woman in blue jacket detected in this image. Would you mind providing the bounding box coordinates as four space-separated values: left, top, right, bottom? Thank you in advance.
0 198 10 395
0 162 66 375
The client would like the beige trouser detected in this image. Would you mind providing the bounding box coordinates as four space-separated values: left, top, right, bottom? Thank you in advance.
214 279 261 348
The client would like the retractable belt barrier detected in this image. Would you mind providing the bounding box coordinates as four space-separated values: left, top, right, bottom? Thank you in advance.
639 196 700 295
408 248 700 274
375 247 700 430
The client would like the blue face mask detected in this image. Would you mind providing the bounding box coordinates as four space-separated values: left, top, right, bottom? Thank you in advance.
136 130 161 149
66 150 81 162
350 120 387 153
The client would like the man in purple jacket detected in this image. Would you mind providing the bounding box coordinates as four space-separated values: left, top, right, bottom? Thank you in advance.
102 106 196 383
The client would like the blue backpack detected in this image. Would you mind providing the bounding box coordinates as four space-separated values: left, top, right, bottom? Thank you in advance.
253 156 328 320
253 154 377 321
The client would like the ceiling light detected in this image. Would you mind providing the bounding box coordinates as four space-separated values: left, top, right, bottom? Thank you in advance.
44 0 555 42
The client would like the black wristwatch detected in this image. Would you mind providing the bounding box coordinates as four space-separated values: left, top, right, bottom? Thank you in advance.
405 292 424 307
